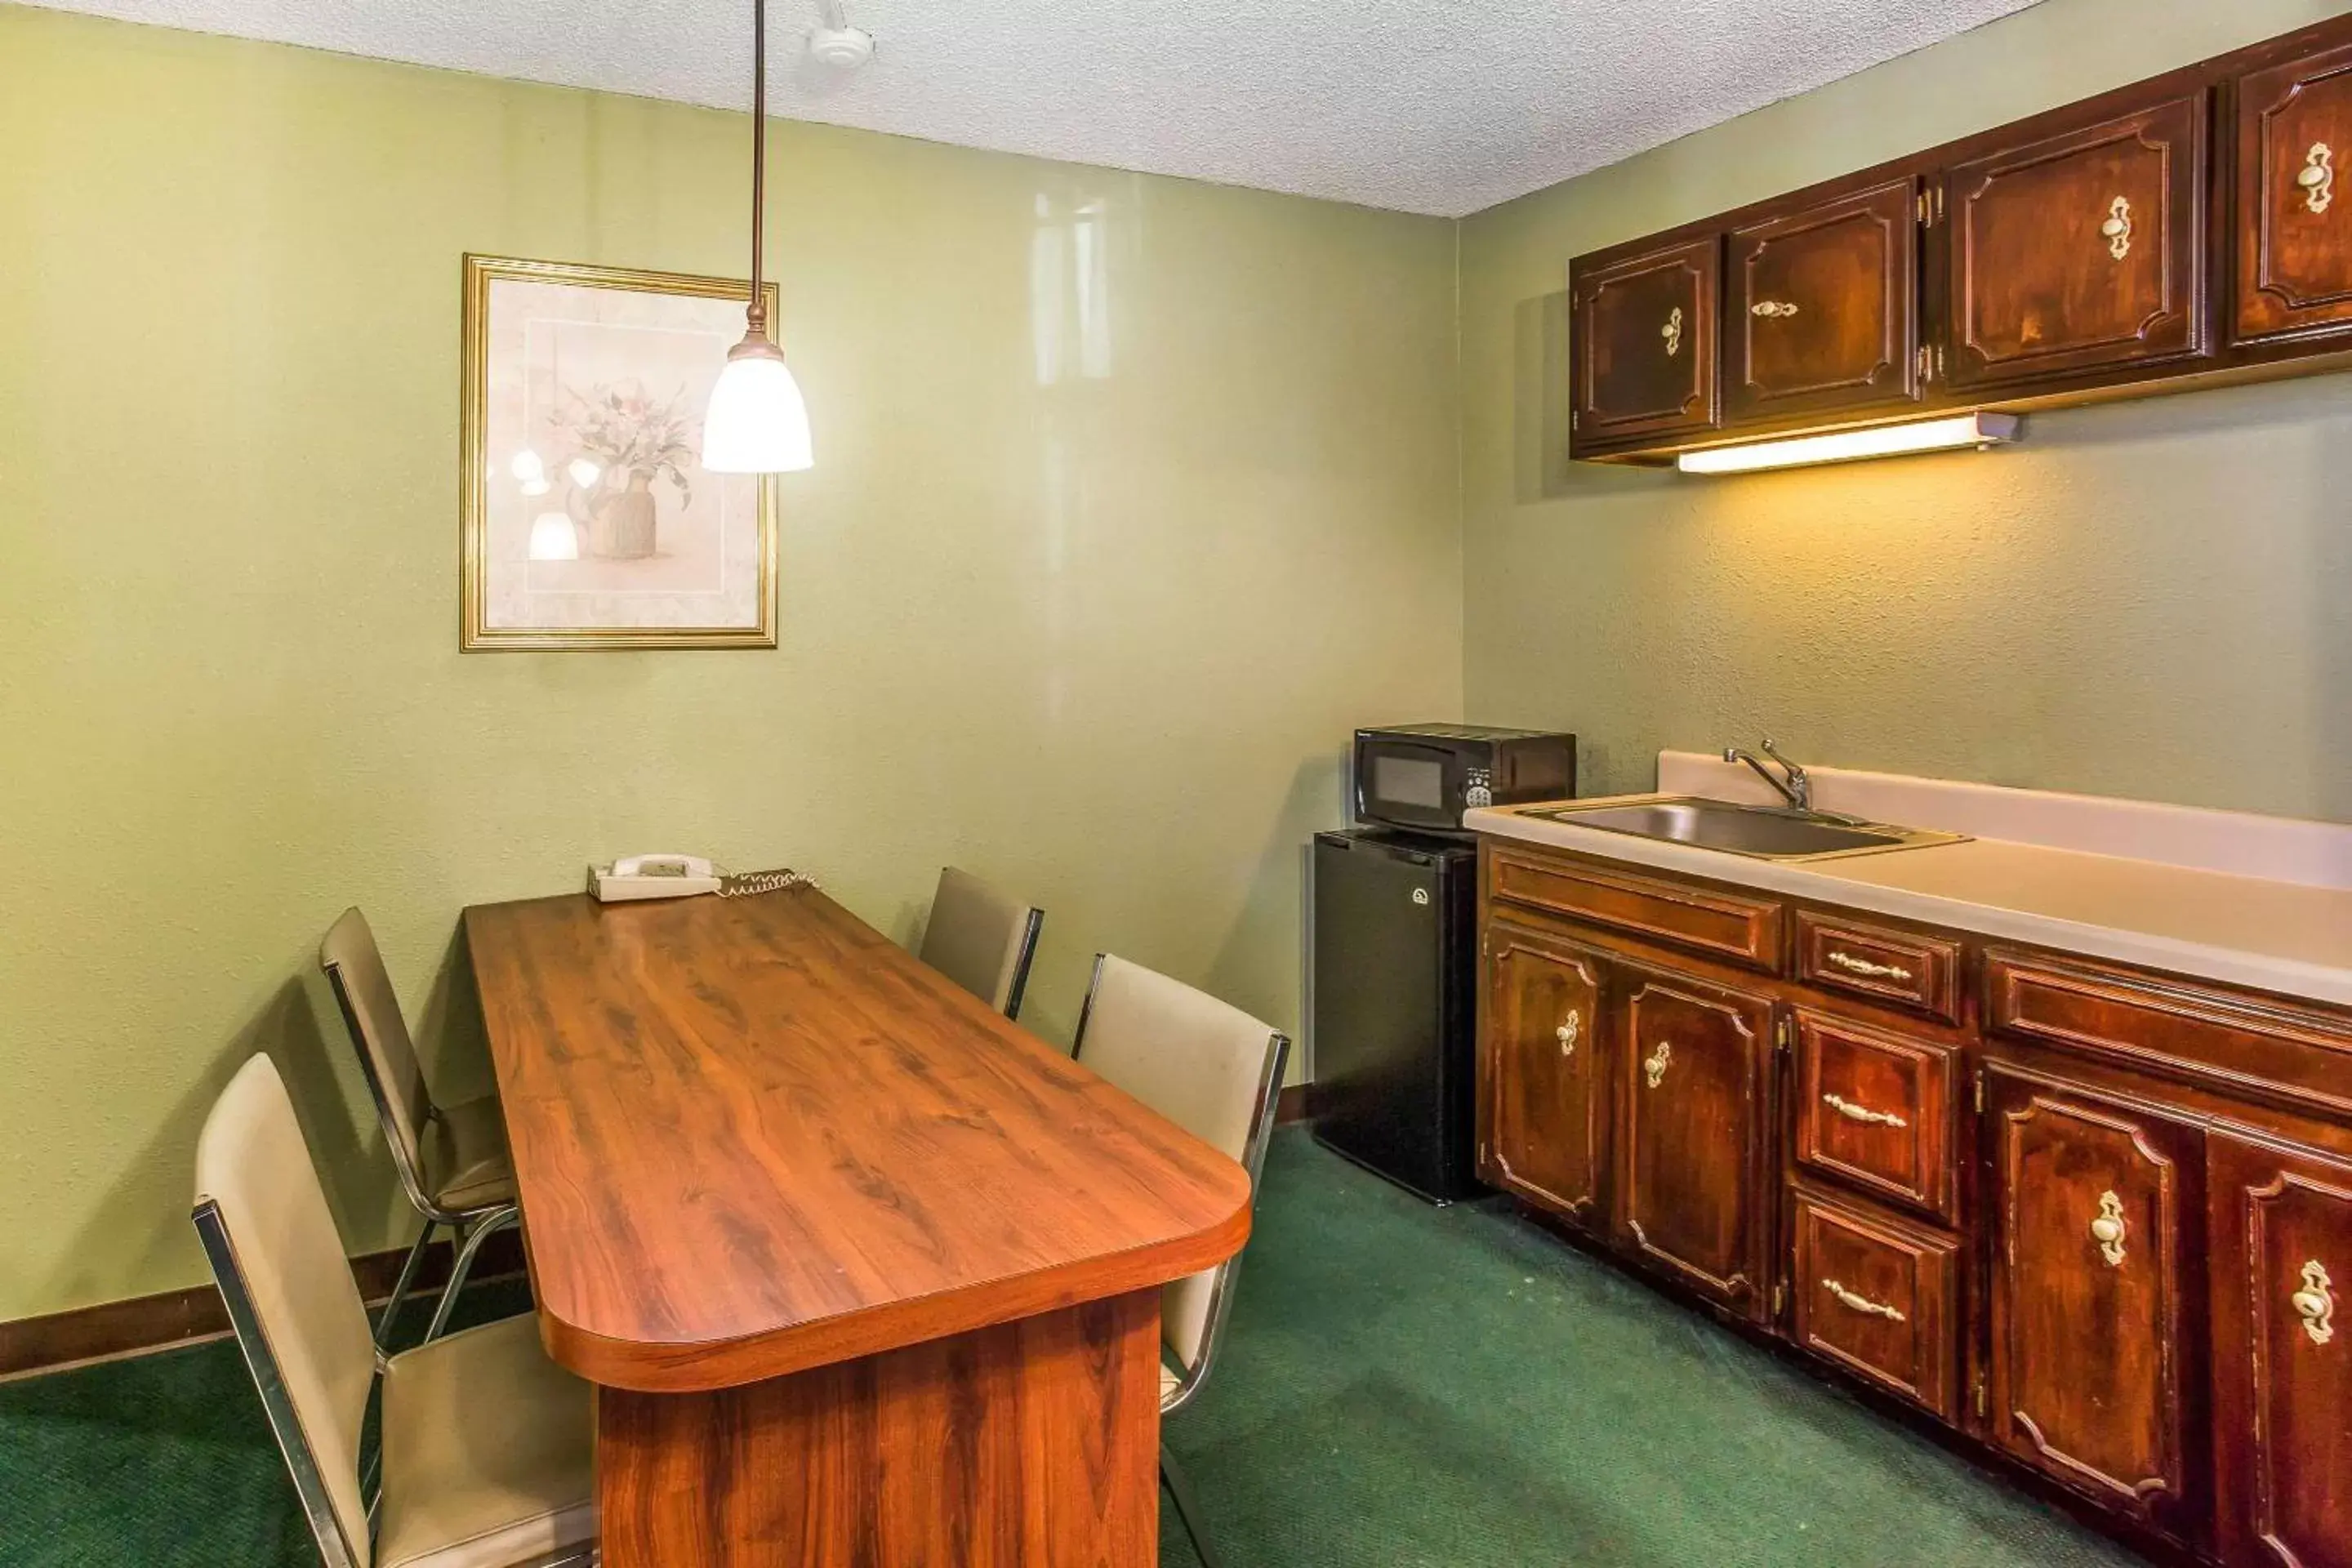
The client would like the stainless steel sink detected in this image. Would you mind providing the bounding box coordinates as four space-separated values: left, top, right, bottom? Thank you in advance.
1521 797 1967 862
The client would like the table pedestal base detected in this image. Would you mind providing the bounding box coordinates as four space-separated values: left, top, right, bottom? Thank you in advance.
596 1290 1164 1566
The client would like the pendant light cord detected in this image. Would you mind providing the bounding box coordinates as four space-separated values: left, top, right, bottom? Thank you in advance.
747 0 768 339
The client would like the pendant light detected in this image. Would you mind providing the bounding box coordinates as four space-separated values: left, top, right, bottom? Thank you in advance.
702 0 814 474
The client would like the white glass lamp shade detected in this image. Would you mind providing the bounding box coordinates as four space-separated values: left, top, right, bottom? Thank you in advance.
702 336 813 474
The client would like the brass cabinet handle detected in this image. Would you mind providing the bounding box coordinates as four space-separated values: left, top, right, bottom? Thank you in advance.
1661 307 1685 358
1750 301 1801 318
1555 1013 1580 1058
1644 1040 1673 1089
1826 950 1913 982
1822 1278 1907 1323
2091 1190 2128 1267
2100 195 2133 261
2294 1260 2336 1347
1822 1093 1909 1129
2299 143 2336 215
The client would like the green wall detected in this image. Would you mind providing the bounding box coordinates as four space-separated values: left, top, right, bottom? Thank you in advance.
0 7 1463 1321
1461 0 2352 814
13 0 2352 1329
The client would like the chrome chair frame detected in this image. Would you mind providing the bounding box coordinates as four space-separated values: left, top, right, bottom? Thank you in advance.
323 960 520 1349
1002 905 1045 1020
193 1197 595 1568
1070 953 1290 1568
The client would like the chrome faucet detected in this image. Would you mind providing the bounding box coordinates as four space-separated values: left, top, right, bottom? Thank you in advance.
1723 738 1811 813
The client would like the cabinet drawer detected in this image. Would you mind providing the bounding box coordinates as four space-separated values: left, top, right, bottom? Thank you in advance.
1987 951 2352 1122
1797 911 1961 1022
1788 1185 1959 1419
1489 849 1783 973
1793 1011 1958 1223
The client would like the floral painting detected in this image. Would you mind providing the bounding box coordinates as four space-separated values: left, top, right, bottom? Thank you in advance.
461 256 778 649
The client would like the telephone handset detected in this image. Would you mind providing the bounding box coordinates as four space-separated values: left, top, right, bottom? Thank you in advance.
589 854 818 902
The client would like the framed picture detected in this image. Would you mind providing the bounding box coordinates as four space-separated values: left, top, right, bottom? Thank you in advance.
460 255 779 650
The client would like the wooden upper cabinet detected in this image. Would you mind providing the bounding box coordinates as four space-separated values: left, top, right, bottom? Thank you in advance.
1570 237 1720 448
1615 964 1772 1321
1984 1067 2204 1539
1726 177 1921 422
2207 1129 2352 1568
1483 922 1610 1227
2235 36 2352 345
1940 90 2211 390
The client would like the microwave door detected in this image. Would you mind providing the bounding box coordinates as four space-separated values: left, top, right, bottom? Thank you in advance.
1359 742 1457 830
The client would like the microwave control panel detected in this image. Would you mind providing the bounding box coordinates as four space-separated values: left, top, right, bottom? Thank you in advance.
1463 767 1494 809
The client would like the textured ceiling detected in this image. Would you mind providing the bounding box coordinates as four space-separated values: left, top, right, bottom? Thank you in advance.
26 0 2047 216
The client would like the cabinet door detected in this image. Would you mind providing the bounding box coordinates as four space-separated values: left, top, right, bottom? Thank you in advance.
2235 38 2352 345
1984 1067 2204 1537
1942 91 2210 389
1726 176 1921 423
1616 965 1772 1320
1570 237 1720 448
2208 1129 2352 1568
1481 923 1608 1227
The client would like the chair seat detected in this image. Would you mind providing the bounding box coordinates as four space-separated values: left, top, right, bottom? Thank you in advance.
376 1315 594 1568
1161 1359 1183 1410
428 1095 517 1214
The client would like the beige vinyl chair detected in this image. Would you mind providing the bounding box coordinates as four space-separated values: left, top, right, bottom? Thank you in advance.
916 866 1045 1018
1071 954 1289 1568
192 1054 594 1568
321 908 519 1348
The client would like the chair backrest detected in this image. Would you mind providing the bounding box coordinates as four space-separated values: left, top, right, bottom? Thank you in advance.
320 907 435 1214
1072 955 1287 1378
192 1054 376 1568
916 866 1045 1018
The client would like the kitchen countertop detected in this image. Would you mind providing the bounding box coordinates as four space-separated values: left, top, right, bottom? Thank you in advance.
1468 794 2352 1009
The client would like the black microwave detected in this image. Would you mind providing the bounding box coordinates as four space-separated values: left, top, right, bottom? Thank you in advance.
1353 724 1577 834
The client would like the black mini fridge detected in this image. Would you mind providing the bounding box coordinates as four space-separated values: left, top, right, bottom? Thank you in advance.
1309 828 1481 1203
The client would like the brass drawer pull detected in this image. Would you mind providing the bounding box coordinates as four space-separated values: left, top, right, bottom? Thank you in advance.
1822 1093 1908 1129
2100 195 2133 261
2295 1260 2336 1346
1644 1040 1673 1089
1556 1013 1580 1058
1826 950 1913 982
2091 1190 2127 1267
1661 307 1685 358
1749 300 1801 318
1822 1278 1907 1323
2299 143 2335 216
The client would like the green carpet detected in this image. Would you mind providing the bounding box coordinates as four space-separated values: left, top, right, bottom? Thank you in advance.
0 1129 2146 1566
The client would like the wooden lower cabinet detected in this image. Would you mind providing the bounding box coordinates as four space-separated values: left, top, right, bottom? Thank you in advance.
2208 1129 2352 1567
1477 835 2352 1566
1984 1065 2206 1540
1615 964 1774 1321
1482 922 1609 1226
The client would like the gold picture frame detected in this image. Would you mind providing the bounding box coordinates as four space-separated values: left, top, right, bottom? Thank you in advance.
459 255 780 651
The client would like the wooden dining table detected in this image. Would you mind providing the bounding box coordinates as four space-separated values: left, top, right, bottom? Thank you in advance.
464 884 1254 1566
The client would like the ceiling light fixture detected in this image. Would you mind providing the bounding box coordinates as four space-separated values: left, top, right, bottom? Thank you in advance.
702 0 815 474
1674 412 2020 476
808 0 875 69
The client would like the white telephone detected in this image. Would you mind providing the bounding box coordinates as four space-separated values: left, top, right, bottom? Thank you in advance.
590 853 722 902
589 854 819 902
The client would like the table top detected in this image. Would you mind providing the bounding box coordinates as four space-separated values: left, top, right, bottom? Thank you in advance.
465 887 1254 1393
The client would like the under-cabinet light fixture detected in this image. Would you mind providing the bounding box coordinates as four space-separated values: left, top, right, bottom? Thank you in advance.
1675 412 2020 475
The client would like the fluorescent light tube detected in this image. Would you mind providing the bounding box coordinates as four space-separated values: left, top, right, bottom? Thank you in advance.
1675 412 2020 475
